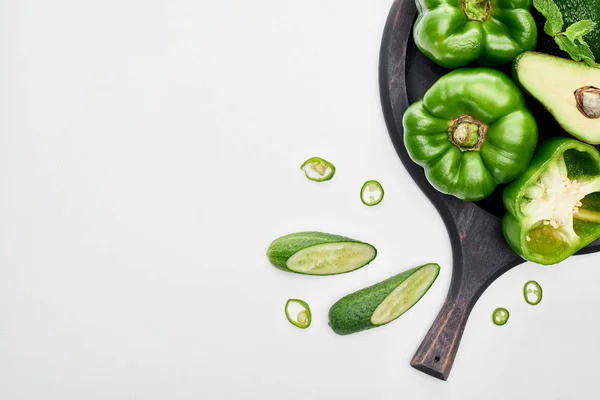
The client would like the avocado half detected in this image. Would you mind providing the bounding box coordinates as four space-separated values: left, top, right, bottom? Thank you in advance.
514 52 600 144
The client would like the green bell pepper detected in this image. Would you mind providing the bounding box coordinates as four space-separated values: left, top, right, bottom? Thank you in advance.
503 138 600 265
402 68 538 201
414 0 538 69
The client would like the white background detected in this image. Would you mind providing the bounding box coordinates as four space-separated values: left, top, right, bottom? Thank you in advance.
1 0 600 399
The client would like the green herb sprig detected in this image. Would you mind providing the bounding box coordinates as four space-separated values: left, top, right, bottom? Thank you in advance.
534 0 598 67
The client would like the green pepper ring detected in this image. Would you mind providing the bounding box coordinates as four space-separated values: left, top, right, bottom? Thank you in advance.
492 307 510 326
523 280 543 305
285 299 312 329
300 157 336 182
360 180 385 206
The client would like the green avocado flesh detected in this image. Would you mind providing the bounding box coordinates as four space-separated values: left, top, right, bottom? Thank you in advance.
267 232 377 275
515 52 600 144
328 263 440 335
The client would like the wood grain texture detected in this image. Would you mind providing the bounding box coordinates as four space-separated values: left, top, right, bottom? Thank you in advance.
378 0 600 381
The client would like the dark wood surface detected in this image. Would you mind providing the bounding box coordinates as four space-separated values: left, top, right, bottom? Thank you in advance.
378 0 600 381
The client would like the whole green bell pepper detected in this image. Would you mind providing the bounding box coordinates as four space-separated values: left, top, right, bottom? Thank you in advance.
402 68 538 201
503 138 600 265
414 0 538 68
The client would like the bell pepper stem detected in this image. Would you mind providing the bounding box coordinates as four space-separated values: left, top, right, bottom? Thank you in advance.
461 0 492 22
448 115 487 151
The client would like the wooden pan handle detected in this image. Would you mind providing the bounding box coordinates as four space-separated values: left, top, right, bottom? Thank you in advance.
377 0 533 379
410 286 472 381
409 198 524 381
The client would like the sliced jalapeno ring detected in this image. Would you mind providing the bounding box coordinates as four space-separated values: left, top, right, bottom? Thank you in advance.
300 157 336 182
285 299 312 329
492 307 510 326
523 280 543 305
360 180 384 206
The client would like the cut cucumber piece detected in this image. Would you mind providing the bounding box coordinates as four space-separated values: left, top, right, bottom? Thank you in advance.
267 232 377 276
328 263 440 335
371 265 438 325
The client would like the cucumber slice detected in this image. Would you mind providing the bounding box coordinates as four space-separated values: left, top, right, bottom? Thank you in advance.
267 232 377 276
287 242 376 275
328 263 440 335
371 264 438 325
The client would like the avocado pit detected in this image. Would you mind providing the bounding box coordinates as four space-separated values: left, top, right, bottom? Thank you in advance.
575 86 600 119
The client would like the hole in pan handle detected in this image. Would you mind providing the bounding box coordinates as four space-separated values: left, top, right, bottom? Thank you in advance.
411 299 470 381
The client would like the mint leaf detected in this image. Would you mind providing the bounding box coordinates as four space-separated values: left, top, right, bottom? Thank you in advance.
533 0 564 36
574 41 597 67
555 35 579 57
534 0 598 66
555 36 596 66
565 20 597 42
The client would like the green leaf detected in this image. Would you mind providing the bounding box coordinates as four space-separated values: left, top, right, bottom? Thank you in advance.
565 20 597 42
555 35 579 58
575 41 598 67
534 0 598 66
533 0 564 36
555 36 596 66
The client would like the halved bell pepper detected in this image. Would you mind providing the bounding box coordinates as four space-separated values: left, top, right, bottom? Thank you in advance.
402 68 538 201
414 0 538 68
503 138 600 265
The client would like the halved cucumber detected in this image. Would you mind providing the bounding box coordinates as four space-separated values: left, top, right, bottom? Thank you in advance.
267 232 377 275
328 263 440 335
